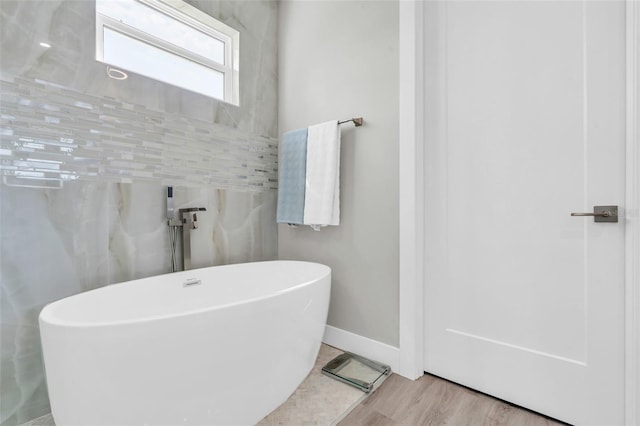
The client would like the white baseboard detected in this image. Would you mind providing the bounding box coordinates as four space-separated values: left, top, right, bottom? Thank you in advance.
322 325 400 374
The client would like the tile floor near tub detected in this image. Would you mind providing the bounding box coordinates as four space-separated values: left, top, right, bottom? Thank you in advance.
20 345 374 426
258 345 370 425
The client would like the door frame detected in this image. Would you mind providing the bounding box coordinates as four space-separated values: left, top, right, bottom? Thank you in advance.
397 1 640 424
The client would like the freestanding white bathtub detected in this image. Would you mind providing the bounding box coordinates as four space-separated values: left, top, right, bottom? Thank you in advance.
39 260 331 426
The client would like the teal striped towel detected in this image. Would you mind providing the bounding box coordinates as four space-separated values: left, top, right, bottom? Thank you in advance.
277 128 308 224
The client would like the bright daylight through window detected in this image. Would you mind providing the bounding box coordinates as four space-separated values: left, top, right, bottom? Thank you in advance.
96 0 239 105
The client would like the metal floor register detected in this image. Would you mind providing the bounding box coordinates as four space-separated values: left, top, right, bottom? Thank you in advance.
321 352 391 393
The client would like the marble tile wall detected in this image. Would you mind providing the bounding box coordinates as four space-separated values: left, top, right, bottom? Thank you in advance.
1 182 278 426
0 0 278 137
0 1 279 425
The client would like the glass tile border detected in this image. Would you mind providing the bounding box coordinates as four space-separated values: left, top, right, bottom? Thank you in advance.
0 77 278 191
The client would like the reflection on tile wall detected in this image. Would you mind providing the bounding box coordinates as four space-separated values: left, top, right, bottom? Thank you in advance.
0 1 279 425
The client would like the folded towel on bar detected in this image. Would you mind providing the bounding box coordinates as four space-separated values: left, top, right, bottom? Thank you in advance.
304 120 341 229
276 128 308 225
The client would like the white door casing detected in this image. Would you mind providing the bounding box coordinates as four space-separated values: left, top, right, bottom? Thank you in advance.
401 1 635 425
625 2 640 424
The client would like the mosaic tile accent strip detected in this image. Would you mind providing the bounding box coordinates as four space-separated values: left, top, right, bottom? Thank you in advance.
0 77 278 191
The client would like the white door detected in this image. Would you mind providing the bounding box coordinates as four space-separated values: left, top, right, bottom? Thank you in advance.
423 2 626 425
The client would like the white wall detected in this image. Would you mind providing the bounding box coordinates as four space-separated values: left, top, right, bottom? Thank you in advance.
278 1 399 347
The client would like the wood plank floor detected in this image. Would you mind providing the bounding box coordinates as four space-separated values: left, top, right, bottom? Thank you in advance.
338 373 567 426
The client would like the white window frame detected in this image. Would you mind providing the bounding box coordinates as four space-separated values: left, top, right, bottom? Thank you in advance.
95 0 239 105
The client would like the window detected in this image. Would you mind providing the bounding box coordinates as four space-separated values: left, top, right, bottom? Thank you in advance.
96 0 239 105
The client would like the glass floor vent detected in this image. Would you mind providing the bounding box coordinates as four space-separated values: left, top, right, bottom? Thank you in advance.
321 352 391 393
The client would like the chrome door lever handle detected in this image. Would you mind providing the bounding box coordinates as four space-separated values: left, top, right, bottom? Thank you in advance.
570 205 618 222
571 212 612 217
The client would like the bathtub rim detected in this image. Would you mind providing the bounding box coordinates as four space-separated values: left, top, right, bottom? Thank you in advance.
39 260 331 329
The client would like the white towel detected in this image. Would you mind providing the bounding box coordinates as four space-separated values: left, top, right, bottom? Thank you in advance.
303 120 340 228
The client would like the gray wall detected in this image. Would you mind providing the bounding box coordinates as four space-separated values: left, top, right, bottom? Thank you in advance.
278 1 399 347
0 2 278 425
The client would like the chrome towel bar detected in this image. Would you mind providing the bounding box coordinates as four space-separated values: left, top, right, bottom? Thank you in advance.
338 117 363 127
